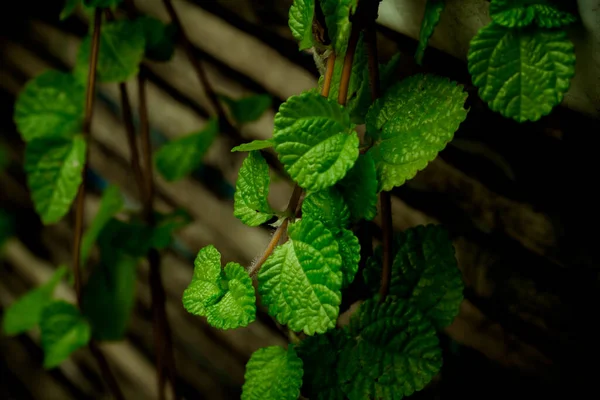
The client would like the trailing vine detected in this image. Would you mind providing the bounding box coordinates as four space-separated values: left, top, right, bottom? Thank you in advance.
1 0 580 399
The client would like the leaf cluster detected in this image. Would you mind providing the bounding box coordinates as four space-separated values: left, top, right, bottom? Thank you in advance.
179 1 472 398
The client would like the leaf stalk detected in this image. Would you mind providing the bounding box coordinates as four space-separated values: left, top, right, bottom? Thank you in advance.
72 9 125 400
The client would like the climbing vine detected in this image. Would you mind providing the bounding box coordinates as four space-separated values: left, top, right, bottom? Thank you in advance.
1 0 579 399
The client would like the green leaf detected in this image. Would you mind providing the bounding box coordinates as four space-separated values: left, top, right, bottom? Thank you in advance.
75 19 145 83
336 228 360 288
83 0 122 7
489 0 577 28
258 218 342 335
151 209 192 249
328 34 368 112
366 74 468 191
301 188 350 233
25 136 87 225
93 218 153 258
93 210 189 260
81 244 136 340
231 139 274 152
234 151 276 227
300 190 359 288
155 119 218 181
241 345 303 400
273 92 359 191
14 70 85 142
338 298 442 400
2 267 67 335
289 0 315 50
415 0 445 65
80 185 124 264
337 153 378 222
297 329 349 400
39 301 91 368
220 94 272 125
138 16 177 62
60 0 80 20
319 0 358 55
380 53 402 87
183 245 256 329
343 51 403 125
364 225 464 329
467 22 575 122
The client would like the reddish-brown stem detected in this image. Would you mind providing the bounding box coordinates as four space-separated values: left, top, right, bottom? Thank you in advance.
321 54 336 98
72 8 102 305
72 9 125 400
364 16 393 301
338 27 360 106
248 219 289 277
249 183 303 276
138 73 179 400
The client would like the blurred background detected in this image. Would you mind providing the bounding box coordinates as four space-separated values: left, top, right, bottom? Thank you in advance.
1 0 599 399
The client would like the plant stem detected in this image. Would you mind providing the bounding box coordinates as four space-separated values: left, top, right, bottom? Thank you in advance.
363 11 393 301
338 28 360 106
72 9 125 400
88 341 125 400
321 54 336 98
118 82 147 199
248 218 289 277
249 182 303 276
138 73 155 219
138 73 179 400
161 0 236 136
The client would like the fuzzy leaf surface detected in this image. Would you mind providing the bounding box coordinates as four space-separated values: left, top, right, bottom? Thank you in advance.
320 0 357 55
337 153 378 222
415 0 445 65
366 74 468 191
297 329 350 400
468 22 575 122
76 19 145 83
338 298 442 400
289 0 316 50
301 188 350 233
231 139 273 152
25 136 86 225
155 119 219 181
364 225 464 329
14 71 85 142
234 151 275 226
183 245 256 329
3 267 67 335
336 228 360 288
274 92 359 191
489 0 577 28
39 301 91 368
241 345 303 400
258 218 342 335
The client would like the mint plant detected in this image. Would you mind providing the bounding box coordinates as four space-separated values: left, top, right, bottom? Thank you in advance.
1 0 581 399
